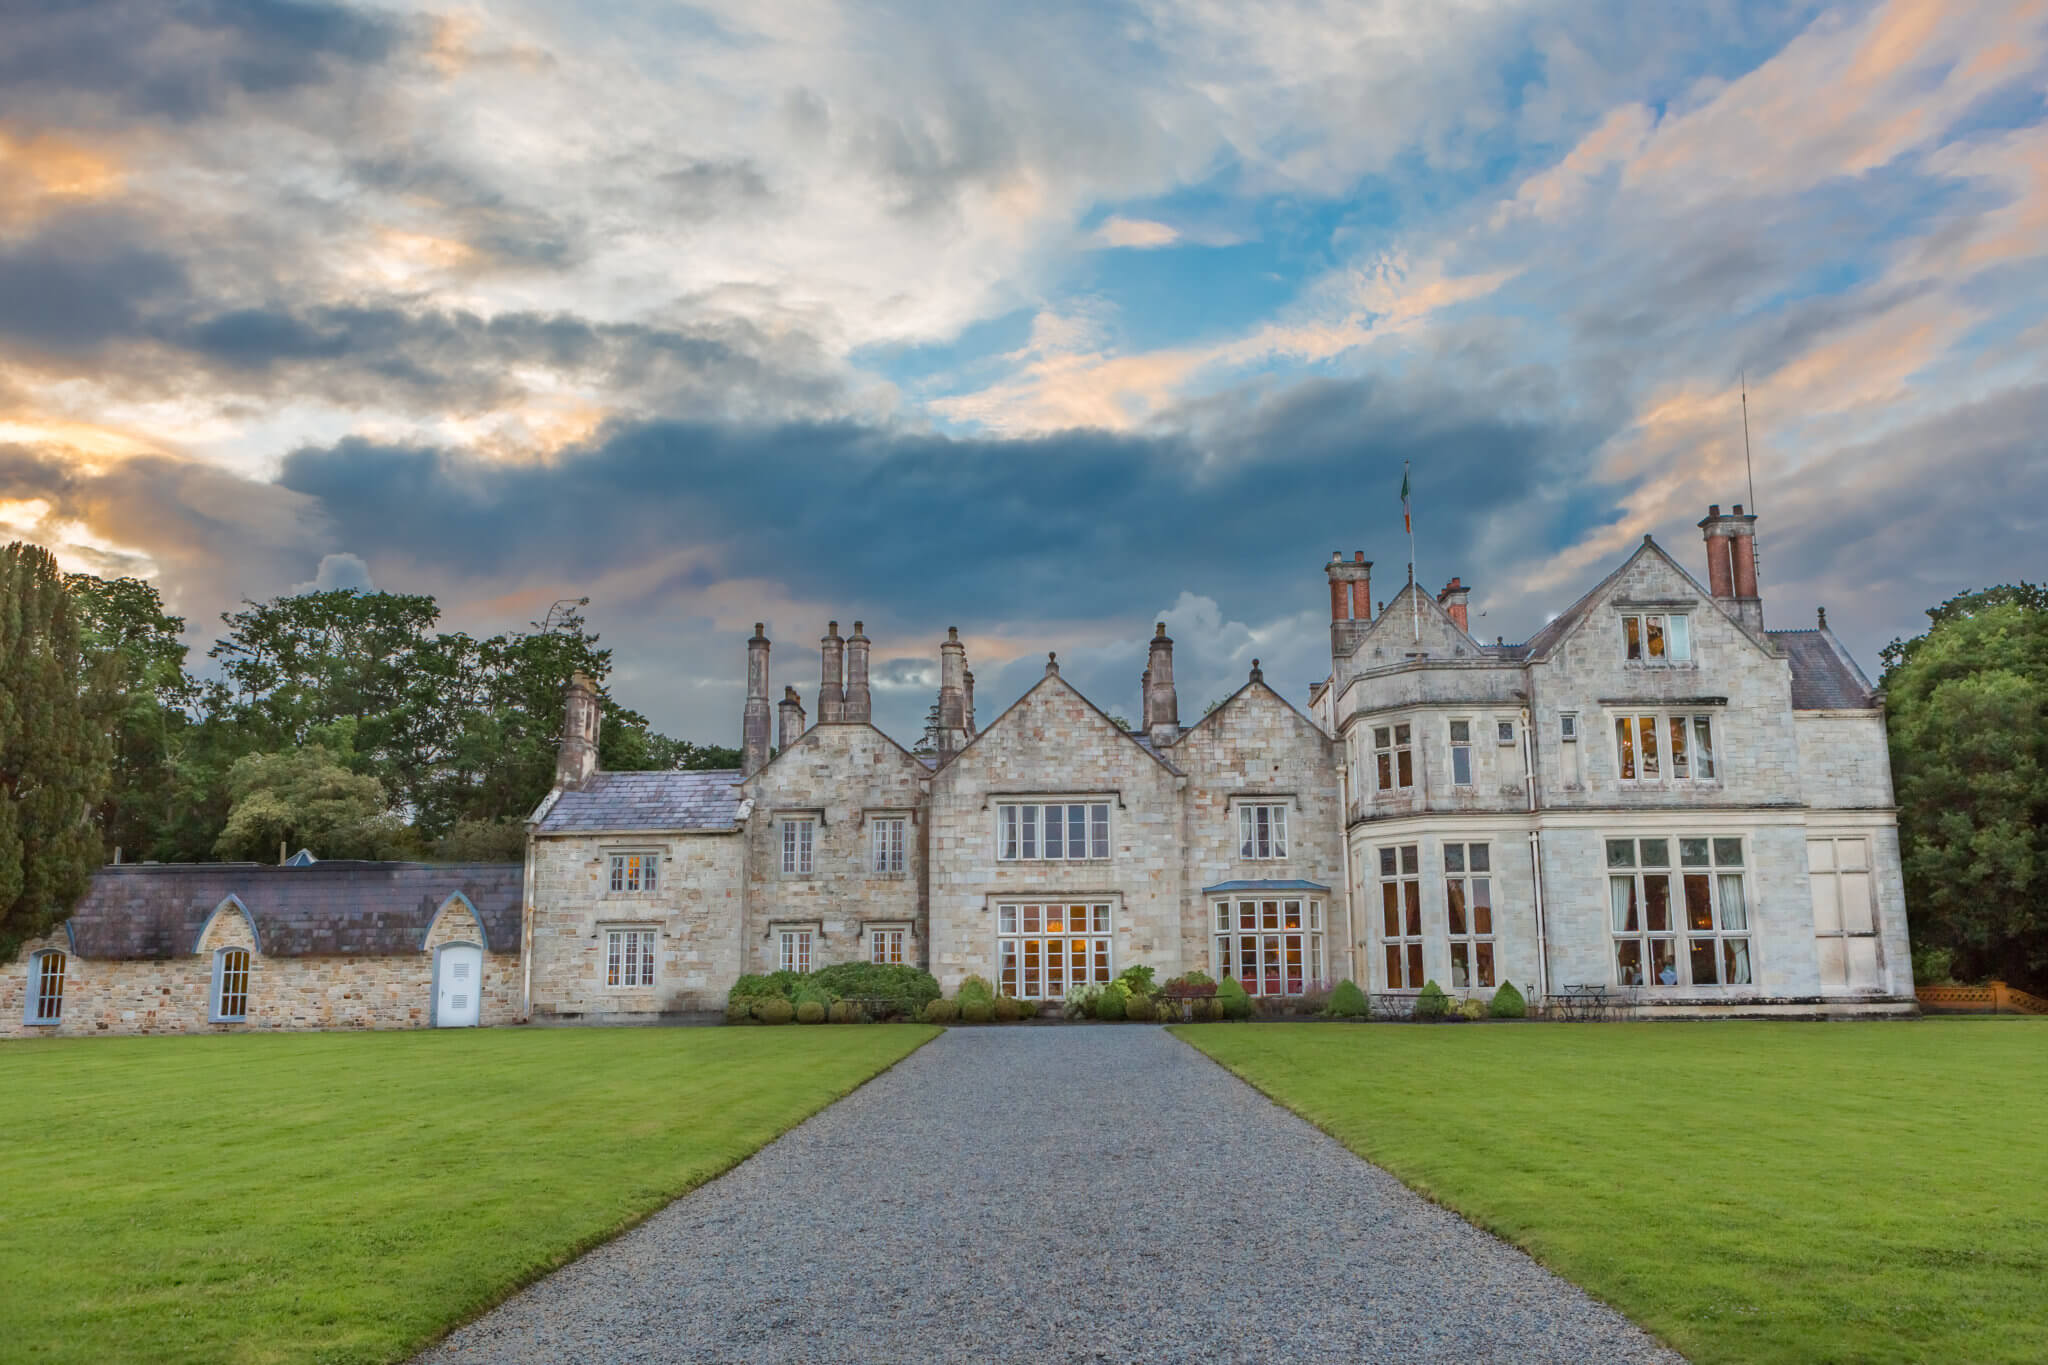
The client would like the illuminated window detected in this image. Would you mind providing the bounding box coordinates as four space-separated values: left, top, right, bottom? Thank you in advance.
26 950 65 1024
608 852 659 893
1608 836 1751 987
1378 845 1424 989
1614 714 1717 783
605 929 656 987
1621 613 1692 663
1444 843 1495 989
1212 899 1323 996
212 948 250 1022
997 903 1112 1000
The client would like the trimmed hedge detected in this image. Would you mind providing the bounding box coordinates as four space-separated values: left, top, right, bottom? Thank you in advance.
753 998 795 1025
827 1000 862 1024
808 962 941 1016
796 1000 827 1025
956 975 996 1007
924 998 959 1024
1413 980 1450 1021
1328 979 1369 1018
959 998 993 1024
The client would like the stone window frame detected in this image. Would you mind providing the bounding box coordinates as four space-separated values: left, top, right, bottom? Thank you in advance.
1447 718 1474 787
1605 835 1754 989
1376 843 1424 990
1808 834 1883 992
1233 800 1290 860
994 800 1111 863
1372 722 1415 794
606 849 661 896
1612 711 1720 785
781 817 815 877
869 815 909 878
210 946 251 1023
1496 717 1517 747
25 948 65 1025
602 925 658 989
867 922 911 965
995 900 1114 1001
1211 897 1324 996
775 924 817 974
1619 610 1693 665
1443 843 1495 989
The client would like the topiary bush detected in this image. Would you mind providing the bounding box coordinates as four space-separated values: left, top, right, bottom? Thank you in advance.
1412 980 1449 1021
796 1000 826 1024
1217 975 1251 1020
923 998 959 1024
1096 985 1127 1021
1124 993 1155 1022
959 998 993 1024
956 974 996 1007
754 997 795 1025
1489 980 1527 1019
992 996 1020 1022
1328 979 1369 1018
827 1000 861 1024
809 962 942 1016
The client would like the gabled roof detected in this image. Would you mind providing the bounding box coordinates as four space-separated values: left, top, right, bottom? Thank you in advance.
1516 536 1774 662
535 769 743 834
1182 670 1331 743
741 720 928 789
63 862 522 960
1768 629 1878 709
935 666 1181 776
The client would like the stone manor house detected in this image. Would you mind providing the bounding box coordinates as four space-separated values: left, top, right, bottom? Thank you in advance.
4 504 1914 1035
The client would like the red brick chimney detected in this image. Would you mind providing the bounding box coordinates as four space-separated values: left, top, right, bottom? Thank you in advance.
1698 503 1762 631
1437 577 1471 634
1326 551 1371 621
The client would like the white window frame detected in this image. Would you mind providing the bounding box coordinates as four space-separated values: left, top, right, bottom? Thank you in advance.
1373 722 1414 793
1621 612 1693 664
605 927 657 988
781 819 814 876
868 924 909 965
994 802 1111 862
1377 844 1424 989
25 949 65 1025
1237 803 1289 860
1809 836 1882 991
996 903 1113 1000
870 816 907 876
607 851 660 894
1496 718 1516 746
211 946 250 1022
1613 712 1718 784
1607 836 1752 988
1560 712 1579 743
1444 843 1496 989
1212 898 1323 996
778 927 813 974
1448 719 1473 787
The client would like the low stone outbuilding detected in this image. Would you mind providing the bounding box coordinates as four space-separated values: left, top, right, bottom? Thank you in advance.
5 861 521 1037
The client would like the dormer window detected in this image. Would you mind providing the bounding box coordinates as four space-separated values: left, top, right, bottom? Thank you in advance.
1622 613 1691 663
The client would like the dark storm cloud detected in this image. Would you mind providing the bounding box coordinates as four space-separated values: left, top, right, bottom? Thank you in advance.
0 0 409 126
0 213 188 354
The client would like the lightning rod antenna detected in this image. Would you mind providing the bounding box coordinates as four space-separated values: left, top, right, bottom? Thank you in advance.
1741 370 1760 590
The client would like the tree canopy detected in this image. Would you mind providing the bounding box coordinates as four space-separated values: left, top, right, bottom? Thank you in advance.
1882 583 2048 991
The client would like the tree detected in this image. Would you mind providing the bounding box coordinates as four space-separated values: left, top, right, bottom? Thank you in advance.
67 573 198 861
1883 586 2048 992
0 543 114 957
214 743 411 862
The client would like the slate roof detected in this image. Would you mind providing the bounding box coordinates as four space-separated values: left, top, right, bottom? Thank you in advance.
63 861 522 961
534 769 744 834
1770 629 1877 709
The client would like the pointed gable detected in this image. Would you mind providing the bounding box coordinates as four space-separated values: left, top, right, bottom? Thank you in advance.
1341 578 1483 665
938 667 1180 778
1521 536 1775 663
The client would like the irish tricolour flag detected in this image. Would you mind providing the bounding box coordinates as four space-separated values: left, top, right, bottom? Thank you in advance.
1401 464 1411 534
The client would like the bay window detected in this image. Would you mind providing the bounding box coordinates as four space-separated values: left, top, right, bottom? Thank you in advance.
1212 899 1323 996
1608 836 1751 988
997 903 1112 1000
1444 843 1495 989
1378 844 1424 989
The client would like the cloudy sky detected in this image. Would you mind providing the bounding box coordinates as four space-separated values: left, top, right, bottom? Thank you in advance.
2 0 2044 744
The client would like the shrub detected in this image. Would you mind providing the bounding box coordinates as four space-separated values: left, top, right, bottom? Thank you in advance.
923 998 959 1024
1062 983 1099 1019
992 996 1020 1022
960 998 993 1024
728 974 784 1001
1117 964 1156 994
809 962 942 1015
957 974 996 1007
724 1000 754 1025
795 1000 826 1024
1217 975 1251 1020
1911 946 1958 986
754 997 795 1025
1413 980 1449 1021
827 1000 861 1024
1458 997 1486 1021
1328 979 1369 1018
1125 994 1156 1022
1489 980 1527 1019
1096 986 1127 1021
791 984 838 1011
1207 997 1228 1021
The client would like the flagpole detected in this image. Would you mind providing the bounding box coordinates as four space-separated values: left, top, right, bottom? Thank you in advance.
1406 460 1418 643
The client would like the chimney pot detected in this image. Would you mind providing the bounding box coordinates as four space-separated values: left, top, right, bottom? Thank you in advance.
1732 503 1744 516
1707 504 1720 518
1354 550 1364 562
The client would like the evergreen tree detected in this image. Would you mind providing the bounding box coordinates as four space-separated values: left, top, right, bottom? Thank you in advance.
0 543 113 958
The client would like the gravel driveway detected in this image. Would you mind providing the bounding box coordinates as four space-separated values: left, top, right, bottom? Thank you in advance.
419 1026 1681 1364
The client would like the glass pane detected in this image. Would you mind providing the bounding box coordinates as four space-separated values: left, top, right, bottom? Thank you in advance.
1001 805 1018 860
1646 876 1671 932
1684 874 1713 931
1606 838 1636 869
999 905 1017 933
1262 900 1279 930
1723 938 1752 985
1469 844 1489 873
1668 614 1690 660
1044 809 1063 859
1374 727 1390 748
1000 941 1017 995
1046 939 1064 997
1616 939 1643 985
1284 900 1302 930
1640 838 1670 868
1214 901 1228 933
1611 877 1638 932
1397 749 1414 787
1713 837 1743 867
1285 935 1304 994
1020 806 1037 859
1404 881 1421 937
1452 747 1471 785
1690 938 1718 985
1395 723 1410 745
1447 880 1467 936
1385 945 1402 989
1476 942 1495 988
1379 847 1396 877
1647 616 1666 658
1240 900 1256 930
1719 875 1748 931
1023 904 1041 933
1669 717 1689 778
1451 943 1470 988
1263 935 1281 995
1382 884 1399 937
1450 720 1470 743
1681 837 1709 867
1046 904 1064 933
1405 943 1424 990
1615 716 1635 780
1094 905 1111 933
1401 846 1419 876
1639 717 1660 777
1650 938 1677 985
1624 615 1642 659
1473 879 1492 936
1377 753 1393 789
1070 806 1087 859
1445 844 1465 873
1694 717 1716 778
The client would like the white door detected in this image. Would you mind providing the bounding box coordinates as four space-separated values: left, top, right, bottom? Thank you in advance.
436 945 483 1027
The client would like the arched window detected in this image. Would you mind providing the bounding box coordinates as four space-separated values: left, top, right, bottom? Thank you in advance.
212 948 251 1022
25 950 66 1024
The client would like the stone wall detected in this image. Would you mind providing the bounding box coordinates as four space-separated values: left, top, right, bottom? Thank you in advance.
2 896 518 1037
527 828 746 1016
1794 712 1896 810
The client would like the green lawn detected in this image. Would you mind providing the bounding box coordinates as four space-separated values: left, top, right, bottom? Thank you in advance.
1177 1019 2048 1364
0 1025 934 1365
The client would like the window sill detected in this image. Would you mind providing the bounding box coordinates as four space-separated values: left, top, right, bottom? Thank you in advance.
23 1018 60 1027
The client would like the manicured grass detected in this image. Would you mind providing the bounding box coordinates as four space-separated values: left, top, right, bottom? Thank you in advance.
0 1025 935 1365
1177 1019 2048 1364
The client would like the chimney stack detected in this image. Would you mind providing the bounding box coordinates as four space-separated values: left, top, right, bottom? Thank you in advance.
1437 577 1471 634
1146 622 1179 746
1698 504 1763 631
778 685 806 752
963 666 976 736
1326 551 1373 656
936 627 969 754
843 621 871 722
818 621 844 722
554 671 602 790
742 623 772 778
1140 668 1152 730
